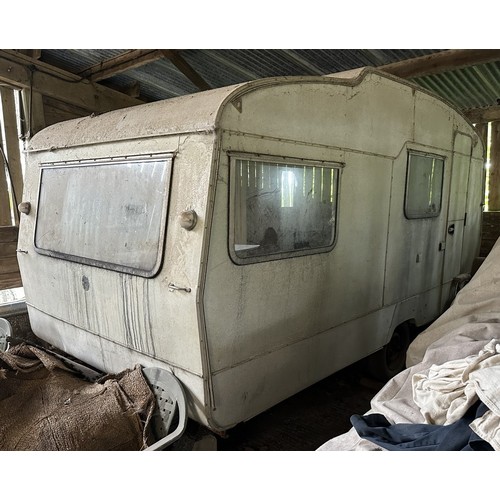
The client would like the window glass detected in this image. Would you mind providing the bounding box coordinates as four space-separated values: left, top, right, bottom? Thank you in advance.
231 156 340 262
405 152 444 219
35 157 172 277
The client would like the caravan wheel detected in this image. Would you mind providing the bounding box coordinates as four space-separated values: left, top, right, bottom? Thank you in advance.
446 273 471 309
365 323 411 382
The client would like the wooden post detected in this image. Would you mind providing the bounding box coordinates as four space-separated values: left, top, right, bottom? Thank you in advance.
474 122 488 150
1 87 23 224
21 88 46 139
489 121 500 211
0 122 12 226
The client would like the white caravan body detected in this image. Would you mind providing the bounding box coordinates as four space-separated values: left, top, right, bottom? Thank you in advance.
17 68 485 432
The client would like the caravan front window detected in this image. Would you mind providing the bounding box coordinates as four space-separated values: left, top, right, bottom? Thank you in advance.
34 155 173 277
405 151 444 219
230 154 341 263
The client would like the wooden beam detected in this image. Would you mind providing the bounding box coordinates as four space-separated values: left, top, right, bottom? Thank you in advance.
0 139 12 226
489 121 500 211
161 50 211 91
79 49 210 93
474 122 489 147
41 95 90 127
106 80 142 98
0 103 14 226
464 105 500 124
0 50 143 114
20 88 47 139
80 49 163 82
0 86 23 224
379 49 500 79
17 49 41 60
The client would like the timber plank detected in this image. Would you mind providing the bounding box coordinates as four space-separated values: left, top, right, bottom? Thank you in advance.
0 87 23 207
465 105 500 124
380 49 500 79
0 226 18 243
480 212 500 257
0 272 22 290
0 241 18 257
0 50 142 114
0 225 21 291
0 255 20 274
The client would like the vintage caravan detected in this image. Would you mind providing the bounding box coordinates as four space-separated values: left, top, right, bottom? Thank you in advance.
16 67 485 433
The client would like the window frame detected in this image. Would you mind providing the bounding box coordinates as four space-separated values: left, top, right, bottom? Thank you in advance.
404 150 445 220
228 152 343 265
33 153 174 278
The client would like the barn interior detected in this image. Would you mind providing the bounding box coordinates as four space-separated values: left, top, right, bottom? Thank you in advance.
1 47 500 459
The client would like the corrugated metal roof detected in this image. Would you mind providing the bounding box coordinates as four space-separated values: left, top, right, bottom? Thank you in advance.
413 62 500 110
39 49 500 113
42 49 127 74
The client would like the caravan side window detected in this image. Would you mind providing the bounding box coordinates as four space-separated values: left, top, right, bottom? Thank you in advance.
34 155 173 278
405 151 444 219
229 154 341 264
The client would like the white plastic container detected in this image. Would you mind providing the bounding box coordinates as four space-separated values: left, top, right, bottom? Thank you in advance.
0 317 12 351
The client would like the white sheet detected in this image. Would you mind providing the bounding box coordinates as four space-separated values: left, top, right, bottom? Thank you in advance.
318 237 500 451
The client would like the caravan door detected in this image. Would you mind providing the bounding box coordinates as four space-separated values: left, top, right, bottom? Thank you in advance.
442 132 473 286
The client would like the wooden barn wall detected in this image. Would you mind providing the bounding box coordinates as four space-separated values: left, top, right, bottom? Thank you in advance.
0 226 22 290
480 211 500 258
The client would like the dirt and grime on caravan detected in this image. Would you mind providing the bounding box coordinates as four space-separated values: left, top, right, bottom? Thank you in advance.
14 67 485 442
1 322 384 450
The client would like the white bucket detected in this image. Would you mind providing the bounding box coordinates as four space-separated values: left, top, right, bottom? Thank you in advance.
0 317 12 351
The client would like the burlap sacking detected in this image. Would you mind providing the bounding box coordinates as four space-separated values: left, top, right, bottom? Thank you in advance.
0 343 156 451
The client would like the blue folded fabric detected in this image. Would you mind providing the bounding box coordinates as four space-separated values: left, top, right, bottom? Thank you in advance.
350 401 493 451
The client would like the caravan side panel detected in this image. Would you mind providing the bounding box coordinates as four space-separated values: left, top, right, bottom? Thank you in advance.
202 76 417 429
201 75 484 430
18 133 216 425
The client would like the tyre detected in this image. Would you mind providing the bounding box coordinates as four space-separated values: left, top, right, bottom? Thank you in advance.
445 273 471 309
365 323 411 382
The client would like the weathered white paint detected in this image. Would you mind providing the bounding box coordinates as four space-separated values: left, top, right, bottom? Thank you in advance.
17 68 485 432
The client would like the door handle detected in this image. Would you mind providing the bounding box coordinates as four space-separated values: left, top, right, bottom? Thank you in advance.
168 283 191 293
448 224 455 235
